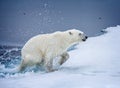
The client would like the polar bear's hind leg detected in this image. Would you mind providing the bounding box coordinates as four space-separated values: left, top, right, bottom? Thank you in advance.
18 54 42 72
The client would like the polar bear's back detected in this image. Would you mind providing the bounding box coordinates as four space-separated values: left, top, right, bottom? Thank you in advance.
21 32 64 59
22 34 51 52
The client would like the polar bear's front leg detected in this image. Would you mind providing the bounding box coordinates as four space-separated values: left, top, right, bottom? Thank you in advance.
59 52 69 65
44 58 54 72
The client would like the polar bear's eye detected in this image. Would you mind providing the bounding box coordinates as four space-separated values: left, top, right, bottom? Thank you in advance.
79 33 82 36
69 32 73 35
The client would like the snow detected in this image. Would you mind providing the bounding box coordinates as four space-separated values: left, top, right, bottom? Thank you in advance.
0 26 120 88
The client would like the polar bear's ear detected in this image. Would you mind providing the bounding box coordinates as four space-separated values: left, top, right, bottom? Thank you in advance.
69 31 73 35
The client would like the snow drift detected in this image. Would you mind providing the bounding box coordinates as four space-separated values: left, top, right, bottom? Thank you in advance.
0 26 120 88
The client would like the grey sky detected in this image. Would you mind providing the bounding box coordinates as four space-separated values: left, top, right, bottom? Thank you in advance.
0 0 120 45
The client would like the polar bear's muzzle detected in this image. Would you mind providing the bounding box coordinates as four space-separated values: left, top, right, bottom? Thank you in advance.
82 36 88 41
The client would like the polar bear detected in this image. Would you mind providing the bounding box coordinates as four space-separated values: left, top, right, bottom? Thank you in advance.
18 29 88 72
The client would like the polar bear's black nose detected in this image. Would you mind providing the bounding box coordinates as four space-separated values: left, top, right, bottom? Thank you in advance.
82 36 88 41
85 36 88 39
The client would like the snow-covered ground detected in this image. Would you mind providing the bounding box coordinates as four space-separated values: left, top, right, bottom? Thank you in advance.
0 26 120 88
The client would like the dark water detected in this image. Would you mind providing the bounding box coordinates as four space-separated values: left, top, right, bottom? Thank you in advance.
0 45 21 69
0 45 45 77
0 46 20 77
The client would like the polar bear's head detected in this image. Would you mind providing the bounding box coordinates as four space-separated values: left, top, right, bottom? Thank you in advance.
65 29 88 44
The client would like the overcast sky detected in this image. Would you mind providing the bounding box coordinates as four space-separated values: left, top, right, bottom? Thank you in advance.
0 0 120 45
